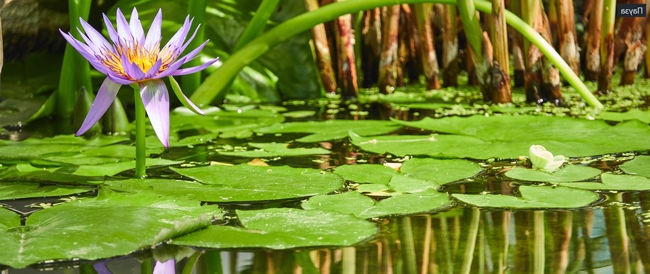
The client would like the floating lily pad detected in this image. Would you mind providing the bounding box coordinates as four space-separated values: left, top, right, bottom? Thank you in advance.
257 120 401 142
0 182 93 200
387 116 650 159
452 185 600 209
400 158 483 184
169 165 343 202
302 189 451 218
170 109 284 134
219 142 330 158
598 109 650 124
0 191 220 268
620 156 650 178
172 208 376 249
72 158 182 177
559 173 650 191
349 132 492 158
505 165 601 183
333 164 398 184
388 174 440 193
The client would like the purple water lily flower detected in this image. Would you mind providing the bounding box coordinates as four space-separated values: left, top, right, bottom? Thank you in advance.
60 8 218 147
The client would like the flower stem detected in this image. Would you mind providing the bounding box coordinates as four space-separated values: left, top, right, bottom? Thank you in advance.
133 85 147 179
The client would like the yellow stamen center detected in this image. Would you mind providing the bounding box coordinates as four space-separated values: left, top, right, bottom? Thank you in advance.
101 43 175 80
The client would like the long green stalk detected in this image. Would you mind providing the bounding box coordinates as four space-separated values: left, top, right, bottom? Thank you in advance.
59 0 93 119
133 86 147 179
190 0 603 110
233 0 281 51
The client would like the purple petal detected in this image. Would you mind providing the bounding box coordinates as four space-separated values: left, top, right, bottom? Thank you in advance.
106 73 135 85
103 13 120 44
176 24 200 55
155 56 189 78
140 80 170 147
170 57 219 76
145 9 163 51
93 262 112 274
145 59 163 78
115 8 133 45
153 259 175 274
75 78 122 136
160 17 193 57
176 40 209 64
129 8 145 45
120 53 145 80
79 19 112 49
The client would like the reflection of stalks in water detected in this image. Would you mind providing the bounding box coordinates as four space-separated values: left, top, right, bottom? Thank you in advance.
632 192 650 272
604 193 630 274
547 211 572 274
458 207 480 274
485 210 511 274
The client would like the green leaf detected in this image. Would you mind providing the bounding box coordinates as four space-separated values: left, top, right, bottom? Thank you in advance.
302 189 452 219
400 158 483 184
357 190 452 218
333 164 398 184
598 109 650 124
172 208 376 249
505 165 601 182
452 185 600 209
257 120 401 142
620 156 650 178
219 142 330 158
0 191 220 268
388 174 440 193
0 182 92 200
170 108 284 134
559 173 650 191
170 165 343 202
301 192 375 217
72 158 182 177
388 116 650 159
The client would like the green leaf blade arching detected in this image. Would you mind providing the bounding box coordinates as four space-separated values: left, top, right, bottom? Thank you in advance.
172 208 377 249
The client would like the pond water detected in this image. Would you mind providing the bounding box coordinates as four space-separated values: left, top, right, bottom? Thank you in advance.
3 89 650 274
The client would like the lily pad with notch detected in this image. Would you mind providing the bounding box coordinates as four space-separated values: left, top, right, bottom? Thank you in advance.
558 173 650 191
452 185 600 209
257 120 401 142
505 165 601 182
219 142 330 158
0 191 220 268
169 165 343 202
171 208 377 249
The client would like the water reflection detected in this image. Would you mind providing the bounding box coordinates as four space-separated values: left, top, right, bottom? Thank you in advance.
175 196 650 274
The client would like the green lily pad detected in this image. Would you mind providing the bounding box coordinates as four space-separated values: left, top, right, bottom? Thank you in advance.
219 142 330 158
452 185 600 209
559 173 650 191
349 132 492 158
0 182 93 200
170 165 343 202
505 165 601 182
257 120 401 142
0 191 220 268
388 174 440 193
333 164 398 184
385 116 650 159
172 208 377 249
171 109 284 134
400 158 483 184
301 192 376 217
620 156 650 178
302 189 452 218
72 158 182 177
598 109 650 124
